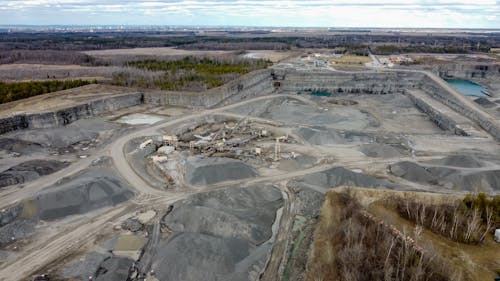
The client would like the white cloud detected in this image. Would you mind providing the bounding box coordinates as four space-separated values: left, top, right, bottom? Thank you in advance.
0 0 498 27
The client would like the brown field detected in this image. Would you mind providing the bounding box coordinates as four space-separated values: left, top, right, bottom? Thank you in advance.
84 47 296 62
307 188 500 281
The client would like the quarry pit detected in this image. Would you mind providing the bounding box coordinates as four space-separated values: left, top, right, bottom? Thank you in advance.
0 56 499 281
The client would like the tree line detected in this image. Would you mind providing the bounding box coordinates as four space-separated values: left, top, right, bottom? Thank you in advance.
396 193 499 244
0 79 93 104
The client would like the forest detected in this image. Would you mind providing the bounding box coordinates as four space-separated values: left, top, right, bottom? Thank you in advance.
112 56 271 91
0 80 93 104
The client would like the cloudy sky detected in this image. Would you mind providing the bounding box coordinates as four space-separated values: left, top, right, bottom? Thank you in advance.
0 0 498 28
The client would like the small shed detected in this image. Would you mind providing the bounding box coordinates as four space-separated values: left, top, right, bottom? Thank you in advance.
495 229 500 243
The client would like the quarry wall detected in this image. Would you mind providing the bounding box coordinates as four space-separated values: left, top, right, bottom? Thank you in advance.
0 93 143 134
418 75 500 141
143 69 273 108
431 63 500 80
0 69 274 134
1 65 499 141
276 69 423 94
404 91 468 136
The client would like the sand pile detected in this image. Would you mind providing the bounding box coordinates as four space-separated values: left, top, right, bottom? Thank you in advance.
151 185 282 281
185 157 258 186
0 160 69 188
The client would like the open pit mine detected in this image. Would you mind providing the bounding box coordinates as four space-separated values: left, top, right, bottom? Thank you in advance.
0 55 499 281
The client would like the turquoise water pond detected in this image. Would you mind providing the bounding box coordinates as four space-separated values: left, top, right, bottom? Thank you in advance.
444 79 489 97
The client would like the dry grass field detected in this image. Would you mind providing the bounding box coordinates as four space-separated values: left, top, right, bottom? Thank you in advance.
307 188 500 281
330 54 371 65
0 84 137 117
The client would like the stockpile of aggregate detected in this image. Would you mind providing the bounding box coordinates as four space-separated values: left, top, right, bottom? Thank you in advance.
296 167 405 192
0 169 133 244
150 185 283 281
422 154 483 168
389 155 500 191
0 138 44 155
294 126 373 145
31 170 133 221
6 118 117 148
0 160 69 188
185 156 259 186
360 143 405 158
474 97 497 108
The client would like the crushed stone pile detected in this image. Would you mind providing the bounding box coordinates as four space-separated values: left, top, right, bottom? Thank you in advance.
0 169 133 244
185 156 258 186
0 160 69 188
294 126 373 145
33 171 133 221
474 97 497 108
150 185 282 281
360 143 405 158
390 159 500 191
422 154 483 168
296 167 406 192
0 138 44 155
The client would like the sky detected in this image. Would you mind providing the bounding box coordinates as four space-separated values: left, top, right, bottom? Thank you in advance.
0 0 499 28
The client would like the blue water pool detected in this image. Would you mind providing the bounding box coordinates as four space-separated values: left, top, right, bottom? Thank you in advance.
444 79 489 97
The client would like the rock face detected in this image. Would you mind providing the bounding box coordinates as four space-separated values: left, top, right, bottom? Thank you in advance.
184 157 259 186
0 93 142 135
144 69 273 108
152 185 283 281
0 160 69 188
